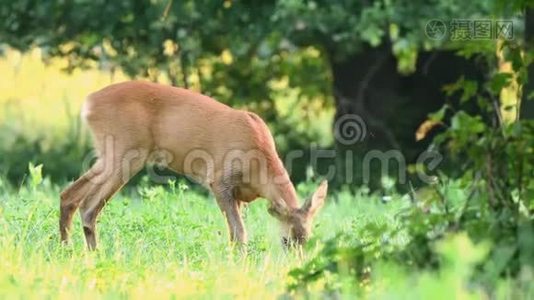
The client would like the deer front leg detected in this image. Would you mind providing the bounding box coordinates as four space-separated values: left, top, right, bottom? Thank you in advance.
212 183 247 244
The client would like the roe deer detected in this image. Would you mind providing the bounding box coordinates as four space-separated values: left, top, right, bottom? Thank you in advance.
59 81 328 250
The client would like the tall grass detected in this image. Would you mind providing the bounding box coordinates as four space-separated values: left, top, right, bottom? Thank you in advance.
0 168 367 298
1 168 527 298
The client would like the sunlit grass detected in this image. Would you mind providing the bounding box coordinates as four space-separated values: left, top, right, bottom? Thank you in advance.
0 172 369 298
2 172 529 298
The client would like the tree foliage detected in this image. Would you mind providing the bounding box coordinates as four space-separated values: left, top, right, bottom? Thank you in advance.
0 0 495 100
288 0 534 294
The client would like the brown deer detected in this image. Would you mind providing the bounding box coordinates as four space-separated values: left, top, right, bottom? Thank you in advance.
59 81 328 250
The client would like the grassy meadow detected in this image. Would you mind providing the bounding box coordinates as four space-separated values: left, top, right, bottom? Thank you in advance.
0 49 532 299
0 169 503 299
0 172 362 298
2 168 527 299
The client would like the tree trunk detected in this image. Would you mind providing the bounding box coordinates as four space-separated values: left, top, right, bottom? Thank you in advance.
329 47 486 189
520 7 534 119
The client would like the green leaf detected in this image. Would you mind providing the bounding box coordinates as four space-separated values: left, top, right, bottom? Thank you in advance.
28 162 43 188
488 73 513 94
461 80 478 103
428 105 448 122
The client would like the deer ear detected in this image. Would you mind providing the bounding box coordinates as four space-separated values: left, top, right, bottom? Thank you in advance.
268 200 292 222
302 180 328 218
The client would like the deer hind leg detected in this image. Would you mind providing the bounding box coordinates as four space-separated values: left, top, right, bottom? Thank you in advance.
212 180 248 244
79 149 147 250
60 160 104 244
78 171 124 250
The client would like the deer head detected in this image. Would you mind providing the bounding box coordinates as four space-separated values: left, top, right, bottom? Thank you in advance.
268 180 328 246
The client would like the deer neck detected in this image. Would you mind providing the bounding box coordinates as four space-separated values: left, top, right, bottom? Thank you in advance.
266 173 299 210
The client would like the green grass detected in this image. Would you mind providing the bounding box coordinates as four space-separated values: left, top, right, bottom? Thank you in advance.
0 174 383 299
1 172 530 299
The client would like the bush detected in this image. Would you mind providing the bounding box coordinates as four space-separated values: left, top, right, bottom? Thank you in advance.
288 39 534 297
